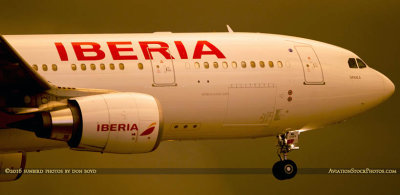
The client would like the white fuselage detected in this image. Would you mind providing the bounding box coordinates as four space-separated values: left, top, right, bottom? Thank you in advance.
0 32 394 152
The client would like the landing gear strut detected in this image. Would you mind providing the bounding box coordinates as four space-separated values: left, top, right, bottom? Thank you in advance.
272 131 300 180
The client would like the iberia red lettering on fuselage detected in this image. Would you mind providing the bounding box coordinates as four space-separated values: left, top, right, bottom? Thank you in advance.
96 123 139 132
55 41 226 61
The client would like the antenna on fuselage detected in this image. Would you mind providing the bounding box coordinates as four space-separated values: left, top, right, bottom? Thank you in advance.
226 25 234 33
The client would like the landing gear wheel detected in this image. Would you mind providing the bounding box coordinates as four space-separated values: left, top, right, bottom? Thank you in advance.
273 131 300 180
272 160 297 180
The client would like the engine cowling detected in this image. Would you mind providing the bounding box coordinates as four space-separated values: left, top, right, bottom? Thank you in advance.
0 152 26 182
30 93 163 154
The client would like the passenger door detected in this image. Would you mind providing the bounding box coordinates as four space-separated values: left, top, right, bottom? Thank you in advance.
295 46 325 85
147 47 177 86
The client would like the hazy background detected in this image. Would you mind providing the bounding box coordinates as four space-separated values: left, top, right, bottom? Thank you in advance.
0 0 399 194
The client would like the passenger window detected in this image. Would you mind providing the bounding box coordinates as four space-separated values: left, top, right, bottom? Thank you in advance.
71 64 77 71
90 63 96 70
204 62 209 69
32 64 38 71
250 61 256 68
194 62 200 69
119 63 125 70
222 61 228 69
268 61 274 68
232 61 237 69
259 61 265 68
277 61 283 68
348 58 357 68
81 64 87 71
213 62 218 69
52 64 57 71
356 58 367 68
138 63 144 70
42 64 48 71
241 61 246 68
100 63 105 70
110 63 115 70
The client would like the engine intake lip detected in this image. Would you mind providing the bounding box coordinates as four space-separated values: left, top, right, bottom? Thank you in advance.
67 100 83 148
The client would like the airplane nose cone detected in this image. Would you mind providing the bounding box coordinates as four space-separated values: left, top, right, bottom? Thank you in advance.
381 74 395 99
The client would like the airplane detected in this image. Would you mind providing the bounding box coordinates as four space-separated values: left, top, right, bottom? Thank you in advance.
0 26 395 181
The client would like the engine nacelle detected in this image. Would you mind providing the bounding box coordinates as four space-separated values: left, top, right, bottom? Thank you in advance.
0 152 26 182
32 93 163 154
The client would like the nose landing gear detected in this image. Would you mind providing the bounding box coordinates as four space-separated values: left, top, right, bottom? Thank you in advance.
272 131 300 180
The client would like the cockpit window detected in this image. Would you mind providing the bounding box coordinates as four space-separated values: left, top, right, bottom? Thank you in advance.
356 58 367 68
348 58 357 68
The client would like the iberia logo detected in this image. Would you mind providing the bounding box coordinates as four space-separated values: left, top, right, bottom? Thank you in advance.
140 122 156 136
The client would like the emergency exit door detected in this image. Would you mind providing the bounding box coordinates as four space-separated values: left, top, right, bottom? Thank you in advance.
147 47 177 86
295 46 325 85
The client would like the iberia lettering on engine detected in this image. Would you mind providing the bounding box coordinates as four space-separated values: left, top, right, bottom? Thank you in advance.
54 40 226 61
97 123 139 131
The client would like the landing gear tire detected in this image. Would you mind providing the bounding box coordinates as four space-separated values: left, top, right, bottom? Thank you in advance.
273 131 300 180
272 160 297 180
